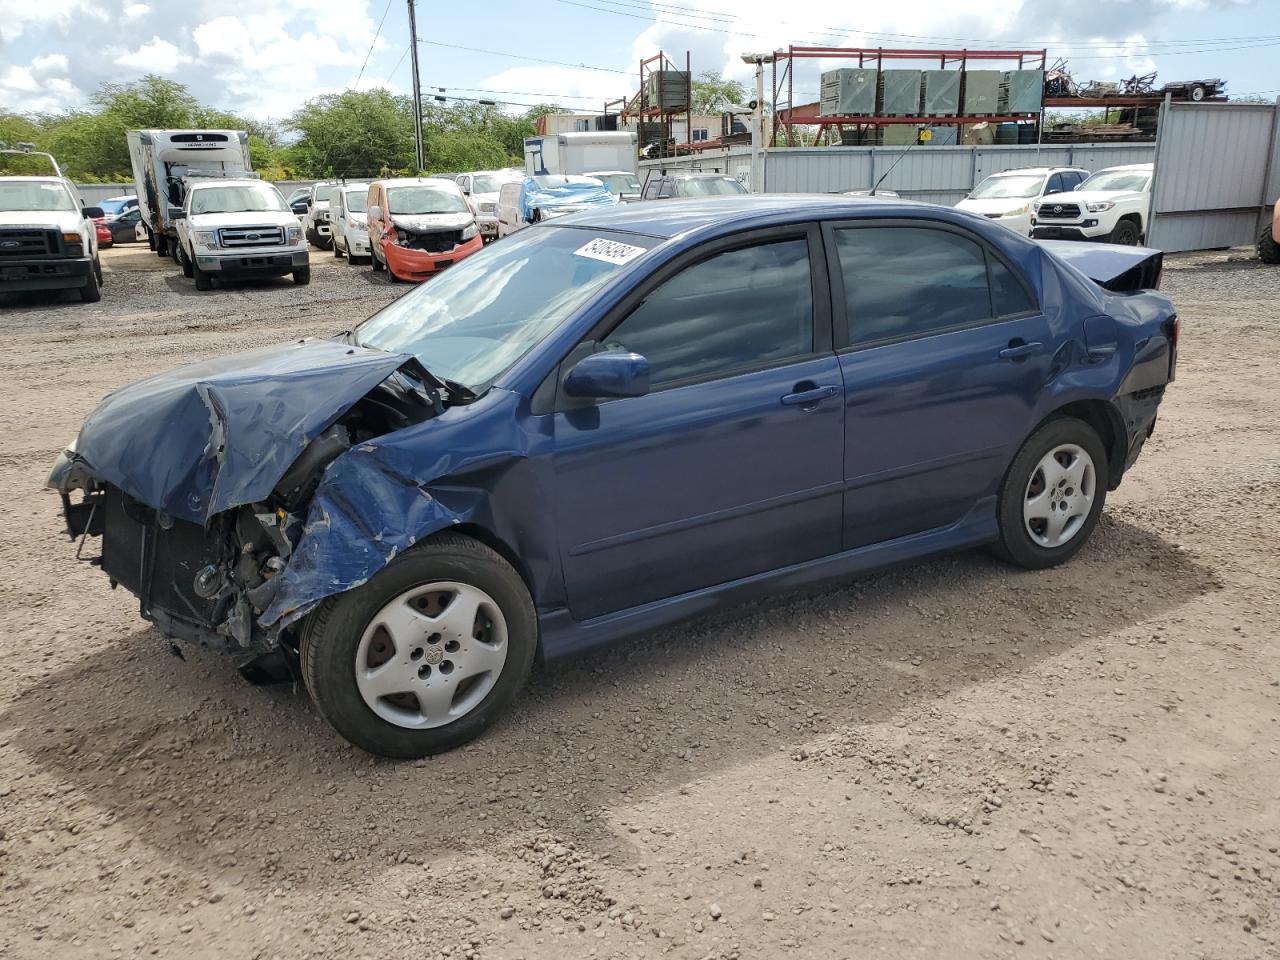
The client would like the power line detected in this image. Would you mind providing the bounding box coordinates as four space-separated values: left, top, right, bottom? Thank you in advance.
352 0 395 89
384 45 411 84
418 39 630 74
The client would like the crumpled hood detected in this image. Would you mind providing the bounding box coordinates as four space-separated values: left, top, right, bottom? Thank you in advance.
0 210 83 231
65 339 413 525
390 212 473 232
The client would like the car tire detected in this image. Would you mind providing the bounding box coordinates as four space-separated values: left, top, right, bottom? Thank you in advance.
192 262 212 291
334 239 344 259
79 260 102 303
156 235 168 258
1109 220 1140 246
178 245 193 278
299 533 537 758
371 249 385 272
992 416 1108 570
293 267 311 286
1259 224 1280 265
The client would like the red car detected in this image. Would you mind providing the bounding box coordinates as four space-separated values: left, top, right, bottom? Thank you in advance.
94 220 113 249
366 178 483 282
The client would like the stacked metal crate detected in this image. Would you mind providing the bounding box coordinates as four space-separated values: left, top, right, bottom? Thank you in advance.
878 70 922 115
999 70 1044 113
643 70 690 110
962 70 1001 114
819 68 878 116
920 70 960 115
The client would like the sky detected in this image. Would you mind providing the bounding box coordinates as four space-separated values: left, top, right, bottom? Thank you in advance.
0 0 1278 122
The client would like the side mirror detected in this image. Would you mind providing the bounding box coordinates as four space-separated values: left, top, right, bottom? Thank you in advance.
564 350 650 400
291 201 309 214
82 206 104 219
170 209 186 221
368 205 382 222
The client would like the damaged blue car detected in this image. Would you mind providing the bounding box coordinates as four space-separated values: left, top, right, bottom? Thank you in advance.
48 196 1178 757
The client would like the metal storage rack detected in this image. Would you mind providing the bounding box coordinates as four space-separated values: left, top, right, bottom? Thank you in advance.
920 70 961 115
771 46 1048 147
622 51 693 158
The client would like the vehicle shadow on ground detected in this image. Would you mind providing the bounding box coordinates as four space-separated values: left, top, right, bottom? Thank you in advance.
161 275 301 296
3 515 1217 887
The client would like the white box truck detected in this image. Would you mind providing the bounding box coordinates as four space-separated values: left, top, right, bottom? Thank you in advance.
127 129 252 257
523 132 638 179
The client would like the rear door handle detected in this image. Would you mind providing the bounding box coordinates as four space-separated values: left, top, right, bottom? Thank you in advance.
781 385 839 407
998 341 1044 361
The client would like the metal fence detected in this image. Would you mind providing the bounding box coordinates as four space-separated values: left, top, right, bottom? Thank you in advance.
1148 100 1280 253
639 142 1157 206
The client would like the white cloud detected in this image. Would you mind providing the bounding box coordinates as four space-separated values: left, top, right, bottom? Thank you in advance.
122 3 150 19
114 36 187 73
0 50 81 112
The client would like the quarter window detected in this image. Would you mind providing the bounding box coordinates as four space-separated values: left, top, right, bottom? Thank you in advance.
989 256 1037 317
603 238 814 387
835 226 992 346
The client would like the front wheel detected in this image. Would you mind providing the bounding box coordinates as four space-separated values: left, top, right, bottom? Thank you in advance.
79 260 102 303
1259 224 1280 264
293 267 311 286
1109 220 1140 246
178 245 193 278
371 249 385 272
992 416 1108 570
300 534 537 758
192 261 212 291
333 239 344 259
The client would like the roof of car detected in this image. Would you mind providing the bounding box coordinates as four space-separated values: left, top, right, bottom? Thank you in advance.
1099 163 1154 172
372 177 464 190
662 172 740 179
188 178 264 189
556 194 926 239
987 166 1087 176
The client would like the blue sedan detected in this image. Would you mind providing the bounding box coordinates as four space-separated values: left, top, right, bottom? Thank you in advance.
49 196 1178 757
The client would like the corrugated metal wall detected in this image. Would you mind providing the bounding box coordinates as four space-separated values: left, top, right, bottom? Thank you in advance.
1148 101 1280 252
640 143 1155 206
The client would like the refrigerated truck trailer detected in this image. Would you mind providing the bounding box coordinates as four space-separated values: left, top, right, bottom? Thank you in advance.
127 129 251 256
523 132 638 178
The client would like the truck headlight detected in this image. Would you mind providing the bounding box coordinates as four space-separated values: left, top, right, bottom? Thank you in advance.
194 230 219 248
461 224 478 241
286 224 302 244
1086 201 1115 213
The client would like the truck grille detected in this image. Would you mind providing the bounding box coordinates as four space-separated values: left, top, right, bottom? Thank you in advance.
1037 202 1081 220
218 225 285 247
0 228 58 258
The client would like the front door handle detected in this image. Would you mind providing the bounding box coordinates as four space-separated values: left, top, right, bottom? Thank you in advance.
998 340 1044 361
781 384 839 407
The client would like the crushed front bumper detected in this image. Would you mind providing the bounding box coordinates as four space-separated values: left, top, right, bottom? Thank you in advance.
382 235 483 281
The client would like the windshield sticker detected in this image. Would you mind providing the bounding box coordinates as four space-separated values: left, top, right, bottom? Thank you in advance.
574 237 646 265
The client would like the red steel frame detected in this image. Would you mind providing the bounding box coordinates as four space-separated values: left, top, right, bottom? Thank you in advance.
770 46 1049 146
623 50 694 157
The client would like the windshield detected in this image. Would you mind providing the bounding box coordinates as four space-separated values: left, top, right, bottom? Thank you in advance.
343 188 368 213
472 174 518 194
1079 169 1150 193
677 177 746 197
592 173 642 196
0 181 76 212
356 227 657 390
969 174 1045 199
387 184 468 215
98 198 134 215
313 184 338 204
190 184 287 215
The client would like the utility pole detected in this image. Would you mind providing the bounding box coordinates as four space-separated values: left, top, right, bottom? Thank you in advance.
406 0 425 172
740 53 774 194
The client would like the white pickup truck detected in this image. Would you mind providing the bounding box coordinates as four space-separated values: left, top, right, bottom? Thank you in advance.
0 172 103 303
174 178 309 291
1031 163 1153 246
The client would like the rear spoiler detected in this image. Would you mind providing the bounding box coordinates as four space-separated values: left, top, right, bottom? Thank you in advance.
1037 240 1163 292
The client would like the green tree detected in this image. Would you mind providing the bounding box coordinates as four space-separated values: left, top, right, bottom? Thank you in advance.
288 89 415 177
691 71 748 113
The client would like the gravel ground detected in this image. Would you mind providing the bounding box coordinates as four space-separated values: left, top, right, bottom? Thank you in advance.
0 242 1277 960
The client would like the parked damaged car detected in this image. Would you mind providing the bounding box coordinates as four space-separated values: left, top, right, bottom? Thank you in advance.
49 196 1178 758
367 177 482 281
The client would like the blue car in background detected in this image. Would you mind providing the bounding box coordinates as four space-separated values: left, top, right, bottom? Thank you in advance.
49 196 1178 757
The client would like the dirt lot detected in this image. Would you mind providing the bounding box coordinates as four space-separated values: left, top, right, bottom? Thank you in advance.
0 242 1277 960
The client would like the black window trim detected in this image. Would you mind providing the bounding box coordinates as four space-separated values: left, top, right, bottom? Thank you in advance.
552 222 833 411
821 217 1041 354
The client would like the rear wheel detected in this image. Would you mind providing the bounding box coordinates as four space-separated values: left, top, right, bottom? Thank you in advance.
293 267 311 286
300 534 537 757
993 417 1108 569
1259 223 1280 264
1109 219 1140 246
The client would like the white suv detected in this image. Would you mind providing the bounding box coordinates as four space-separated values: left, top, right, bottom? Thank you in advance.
1032 163 1153 246
175 179 309 291
955 166 1088 237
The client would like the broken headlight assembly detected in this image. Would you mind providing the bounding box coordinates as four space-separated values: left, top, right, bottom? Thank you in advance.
461 224 478 241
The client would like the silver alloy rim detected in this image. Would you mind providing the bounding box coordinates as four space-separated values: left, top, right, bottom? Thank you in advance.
1023 443 1096 549
354 581 508 730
